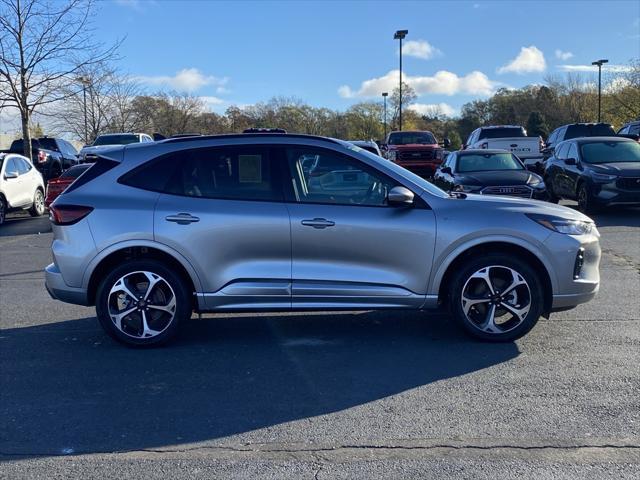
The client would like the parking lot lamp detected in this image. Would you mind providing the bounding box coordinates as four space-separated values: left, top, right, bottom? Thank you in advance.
394 29 408 131
77 76 91 145
382 92 388 140
591 59 608 122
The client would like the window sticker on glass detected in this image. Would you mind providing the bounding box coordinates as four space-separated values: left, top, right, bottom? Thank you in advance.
238 154 262 183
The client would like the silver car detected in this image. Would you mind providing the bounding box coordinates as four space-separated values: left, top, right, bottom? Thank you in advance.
45 133 601 346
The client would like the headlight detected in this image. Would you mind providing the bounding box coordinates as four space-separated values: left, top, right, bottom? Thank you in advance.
527 175 545 189
455 184 482 193
591 172 617 183
527 213 598 236
387 150 397 162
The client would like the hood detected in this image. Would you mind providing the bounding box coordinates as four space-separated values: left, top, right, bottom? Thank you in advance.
389 143 439 150
458 192 592 222
455 170 537 186
588 162 640 177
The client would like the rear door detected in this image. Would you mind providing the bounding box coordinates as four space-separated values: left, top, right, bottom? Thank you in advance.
142 144 292 310
282 145 436 309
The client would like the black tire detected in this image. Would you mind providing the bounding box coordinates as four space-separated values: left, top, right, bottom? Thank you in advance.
0 195 6 225
28 188 45 217
95 259 192 347
449 253 544 342
544 176 559 204
577 182 598 214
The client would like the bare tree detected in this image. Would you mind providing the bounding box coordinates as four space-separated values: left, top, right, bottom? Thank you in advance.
0 0 119 158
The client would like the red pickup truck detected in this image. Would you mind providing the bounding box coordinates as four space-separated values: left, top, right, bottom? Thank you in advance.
381 130 449 179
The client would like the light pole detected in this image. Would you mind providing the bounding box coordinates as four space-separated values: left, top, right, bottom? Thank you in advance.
382 92 388 140
394 30 408 131
77 76 90 145
591 59 608 123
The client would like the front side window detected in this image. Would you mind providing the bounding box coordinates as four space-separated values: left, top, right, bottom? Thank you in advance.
580 141 640 164
555 143 570 160
456 153 523 173
286 147 395 207
5 158 18 175
567 143 578 161
121 146 282 202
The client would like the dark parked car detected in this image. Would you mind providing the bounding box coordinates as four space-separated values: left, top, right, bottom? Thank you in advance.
8 137 78 180
543 123 617 159
617 120 640 138
544 137 640 212
45 163 92 208
433 150 547 200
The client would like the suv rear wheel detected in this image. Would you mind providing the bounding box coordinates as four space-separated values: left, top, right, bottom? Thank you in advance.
449 254 544 342
95 259 192 346
29 189 45 217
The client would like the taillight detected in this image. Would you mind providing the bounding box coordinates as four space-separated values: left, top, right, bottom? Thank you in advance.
38 150 48 163
49 205 93 225
480 142 488 149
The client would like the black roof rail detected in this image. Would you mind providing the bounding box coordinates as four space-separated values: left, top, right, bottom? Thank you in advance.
162 133 342 145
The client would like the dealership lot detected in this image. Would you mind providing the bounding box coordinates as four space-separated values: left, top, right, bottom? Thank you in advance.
1 206 639 478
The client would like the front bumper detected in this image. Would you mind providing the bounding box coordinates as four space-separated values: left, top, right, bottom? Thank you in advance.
45 263 90 306
591 182 640 206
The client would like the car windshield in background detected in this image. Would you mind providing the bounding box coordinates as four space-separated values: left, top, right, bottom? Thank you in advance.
92 134 139 146
37 138 58 151
580 141 640 164
59 164 92 179
457 153 524 172
566 124 615 139
478 128 526 139
388 132 436 145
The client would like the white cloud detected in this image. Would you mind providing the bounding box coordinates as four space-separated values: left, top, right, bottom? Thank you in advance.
557 64 633 73
410 103 457 117
555 49 574 61
338 69 498 98
402 40 442 60
135 68 229 93
199 96 225 106
497 46 546 74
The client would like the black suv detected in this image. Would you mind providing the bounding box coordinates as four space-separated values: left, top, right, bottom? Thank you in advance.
544 123 616 158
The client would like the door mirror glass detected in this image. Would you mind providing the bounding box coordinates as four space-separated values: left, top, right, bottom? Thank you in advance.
565 157 577 166
5 170 19 179
387 186 414 207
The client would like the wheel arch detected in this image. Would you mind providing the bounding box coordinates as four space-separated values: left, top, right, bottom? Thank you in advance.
434 240 555 314
85 242 202 307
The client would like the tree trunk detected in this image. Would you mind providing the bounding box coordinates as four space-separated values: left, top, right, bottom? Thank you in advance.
20 108 32 160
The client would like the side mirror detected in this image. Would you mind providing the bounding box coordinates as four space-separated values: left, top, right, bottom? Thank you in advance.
387 186 414 207
4 171 19 179
565 157 577 166
441 166 452 175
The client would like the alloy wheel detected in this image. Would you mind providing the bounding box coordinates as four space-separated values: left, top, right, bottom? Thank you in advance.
461 265 532 334
107 271 177 339
34 190 45 215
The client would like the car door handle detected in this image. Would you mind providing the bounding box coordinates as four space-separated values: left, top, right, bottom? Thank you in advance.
165 213 200 225
301 218 335 229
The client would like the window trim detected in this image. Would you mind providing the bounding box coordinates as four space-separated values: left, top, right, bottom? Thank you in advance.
278 144 429 209
118 144 287 204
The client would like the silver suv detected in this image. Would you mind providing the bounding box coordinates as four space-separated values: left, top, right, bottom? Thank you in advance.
45 133 601 346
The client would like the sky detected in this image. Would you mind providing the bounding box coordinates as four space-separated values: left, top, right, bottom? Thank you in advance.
1 0 639 134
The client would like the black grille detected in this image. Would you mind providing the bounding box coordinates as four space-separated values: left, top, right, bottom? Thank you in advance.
616 177 640 190
398 150 435 161
481 185 533 199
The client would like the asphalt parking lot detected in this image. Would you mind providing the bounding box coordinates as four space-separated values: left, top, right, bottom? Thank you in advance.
1 206 639 479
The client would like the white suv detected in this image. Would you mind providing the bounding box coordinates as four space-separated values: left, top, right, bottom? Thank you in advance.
0 153 46 225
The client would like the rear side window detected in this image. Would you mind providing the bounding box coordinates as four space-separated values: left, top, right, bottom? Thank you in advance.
64 157 120 194
478 127 526 139
120 146 283 202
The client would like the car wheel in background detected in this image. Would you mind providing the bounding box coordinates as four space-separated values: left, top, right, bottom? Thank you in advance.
29 189 45 217
544 176 559 203
577 182 598 214
449 254 544 342
95 259 192 347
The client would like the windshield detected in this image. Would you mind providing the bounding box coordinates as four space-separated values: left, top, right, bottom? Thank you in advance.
580 141 640 164
92 134 139 146
566 124 615 139
342 141 448 198
457 153 523 173
388 132 436 145
478 127 526 139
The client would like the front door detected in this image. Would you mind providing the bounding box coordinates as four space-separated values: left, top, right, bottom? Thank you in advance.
152 144 291 310
282 145 436 309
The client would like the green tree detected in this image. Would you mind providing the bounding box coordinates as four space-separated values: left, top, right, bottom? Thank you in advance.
526 111 548 137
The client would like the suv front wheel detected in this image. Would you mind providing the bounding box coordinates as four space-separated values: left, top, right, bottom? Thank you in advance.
96 259 192 346
449 254 544 342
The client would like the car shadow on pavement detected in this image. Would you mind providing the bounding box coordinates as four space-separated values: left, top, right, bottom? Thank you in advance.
0 311 519 458
0 214 51 237
590 207 640 228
